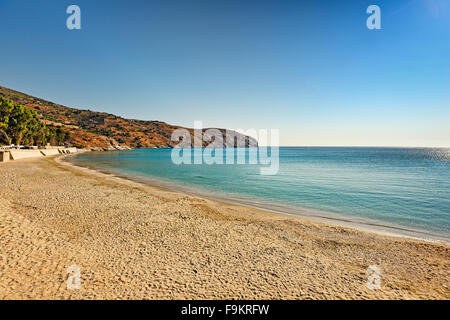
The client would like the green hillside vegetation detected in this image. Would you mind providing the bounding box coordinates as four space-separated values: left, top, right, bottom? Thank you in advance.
0 97 69 146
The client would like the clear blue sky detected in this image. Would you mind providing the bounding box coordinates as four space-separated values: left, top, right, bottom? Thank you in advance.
1 0 449 146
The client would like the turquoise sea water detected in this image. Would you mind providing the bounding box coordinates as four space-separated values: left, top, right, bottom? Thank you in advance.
70 147 450 241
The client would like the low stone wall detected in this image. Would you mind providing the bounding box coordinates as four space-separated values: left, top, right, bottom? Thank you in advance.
9 150 44 160
40 149 60 156
2 147 78 161
58 148 77 154
0 151 10 162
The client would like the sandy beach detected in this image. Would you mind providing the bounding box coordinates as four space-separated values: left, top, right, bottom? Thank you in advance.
0 155 449 299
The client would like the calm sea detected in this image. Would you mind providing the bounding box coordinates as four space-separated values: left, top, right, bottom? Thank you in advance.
69 147 450 241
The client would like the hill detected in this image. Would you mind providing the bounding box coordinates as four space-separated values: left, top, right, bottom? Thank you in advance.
0 86 256 150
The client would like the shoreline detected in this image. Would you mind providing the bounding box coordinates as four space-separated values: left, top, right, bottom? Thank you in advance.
1 155 449 299
61 153 449 244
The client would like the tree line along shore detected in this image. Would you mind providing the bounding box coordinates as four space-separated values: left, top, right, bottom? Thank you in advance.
0 97 70 148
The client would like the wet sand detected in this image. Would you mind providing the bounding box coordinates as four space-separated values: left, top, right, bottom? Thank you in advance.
0 156 449 299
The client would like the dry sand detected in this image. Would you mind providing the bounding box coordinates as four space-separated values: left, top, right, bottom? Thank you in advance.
0 156 449 299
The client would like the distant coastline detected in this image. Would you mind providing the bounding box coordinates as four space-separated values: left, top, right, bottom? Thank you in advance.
0 85 258 151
